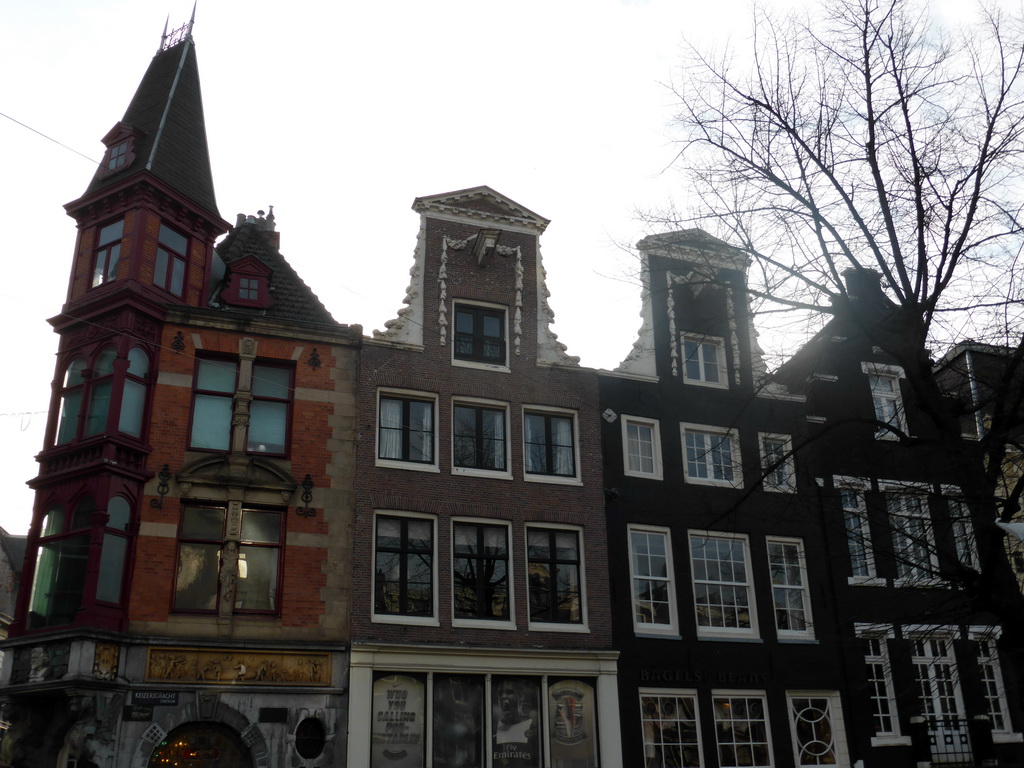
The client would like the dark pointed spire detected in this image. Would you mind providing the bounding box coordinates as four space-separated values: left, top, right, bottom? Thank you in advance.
80 18 219 219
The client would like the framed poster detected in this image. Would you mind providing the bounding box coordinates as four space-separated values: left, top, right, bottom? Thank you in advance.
492 676 541 767
549 679 599 767
372 674 425 768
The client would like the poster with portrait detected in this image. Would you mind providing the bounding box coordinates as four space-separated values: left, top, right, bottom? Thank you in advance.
371 674 425 768
548 678 599 768
432 674 485 768
491 676 541 767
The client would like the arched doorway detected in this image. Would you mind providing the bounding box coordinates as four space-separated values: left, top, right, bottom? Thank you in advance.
147 722 252 768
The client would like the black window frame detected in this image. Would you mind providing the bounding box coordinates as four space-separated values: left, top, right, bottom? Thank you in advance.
523 411 577 478
453 403 507 472
378 393 436 465
454 304 506 365
373 514 435 618
527 527 583 624
452 522 510 621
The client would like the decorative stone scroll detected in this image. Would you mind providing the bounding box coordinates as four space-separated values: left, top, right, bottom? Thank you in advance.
146 647 332 686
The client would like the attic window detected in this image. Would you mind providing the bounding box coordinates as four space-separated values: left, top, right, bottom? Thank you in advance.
107 140 130 171
239 277 260 301
99 134 137 176
219 255 274 310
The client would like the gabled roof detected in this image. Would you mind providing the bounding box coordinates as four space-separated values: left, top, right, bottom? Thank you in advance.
212 219 339 327
81 37 219 218
0 528 27 576
413 186 549 233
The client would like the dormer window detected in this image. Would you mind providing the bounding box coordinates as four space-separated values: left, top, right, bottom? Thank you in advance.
98 122 140 177
107 140 130 171
239 277 260 301
220 255 274 309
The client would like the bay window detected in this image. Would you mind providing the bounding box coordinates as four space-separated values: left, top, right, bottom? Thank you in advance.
91 219 123 287
54 344 150 445
28 499 93 629
154 222 188 297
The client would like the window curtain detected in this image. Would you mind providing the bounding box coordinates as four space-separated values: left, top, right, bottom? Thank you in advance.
552 418 574 475
379 398 403 459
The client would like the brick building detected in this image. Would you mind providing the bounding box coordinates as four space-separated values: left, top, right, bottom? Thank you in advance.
774 270 1023 766
598 232 853 766
347 187 621 767
1 21 360 768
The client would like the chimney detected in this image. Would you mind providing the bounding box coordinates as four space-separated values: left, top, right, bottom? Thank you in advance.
842 267 882 299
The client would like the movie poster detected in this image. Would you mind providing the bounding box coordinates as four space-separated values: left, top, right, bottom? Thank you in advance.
491 676 541 767
371 674 425 768
432 674 485 768
549 679 599 768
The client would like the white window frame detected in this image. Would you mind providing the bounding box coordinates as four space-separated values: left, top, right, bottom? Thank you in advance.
968 626 1020 742
854 623 908 745
522 405 582 486
946 495 979 572
690 530 759 640
711 690 773 767
786 691 851 767
759 433 795 492
451 397 512 479
908 629 969 755
639 689 704 767
451 299 510 372
681 423 742 489
837 479 883 586
371 510 439 626
525 523 589 633
766 536 814 641
682 334 728 388
885 485 940 587
622 415 663 480
451 517 515 630
627 524 679 637
375 389 440 472
861 362 907 440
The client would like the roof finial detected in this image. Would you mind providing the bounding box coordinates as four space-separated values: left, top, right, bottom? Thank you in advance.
161 6 197 51
159 14 169 53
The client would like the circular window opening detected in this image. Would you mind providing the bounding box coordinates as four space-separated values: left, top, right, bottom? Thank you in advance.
295 717 326 759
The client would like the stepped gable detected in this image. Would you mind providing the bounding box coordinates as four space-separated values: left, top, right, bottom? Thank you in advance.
81 38 218 217
214 217 339 327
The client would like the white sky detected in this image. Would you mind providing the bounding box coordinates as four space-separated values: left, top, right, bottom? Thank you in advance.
0 0 980 535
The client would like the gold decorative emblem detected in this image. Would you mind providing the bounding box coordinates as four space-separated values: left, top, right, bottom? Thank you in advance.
146 648 331 686
93 643 119 681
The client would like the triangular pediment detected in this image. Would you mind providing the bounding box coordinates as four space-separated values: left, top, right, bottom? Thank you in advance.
413 186 549 233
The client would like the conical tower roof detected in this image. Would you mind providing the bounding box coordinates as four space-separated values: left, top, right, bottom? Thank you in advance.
80 32 218 218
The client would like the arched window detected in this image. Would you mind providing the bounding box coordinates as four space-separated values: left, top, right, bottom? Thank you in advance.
83 346 116 437
97 496 131 604
54 345 151 445
119 348 149 438
56 358 87 444
28 498 93 629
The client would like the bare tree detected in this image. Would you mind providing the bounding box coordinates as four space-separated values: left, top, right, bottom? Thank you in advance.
660 0 1024 706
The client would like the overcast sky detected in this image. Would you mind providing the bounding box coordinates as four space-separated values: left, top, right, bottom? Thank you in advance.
0 0 977 535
